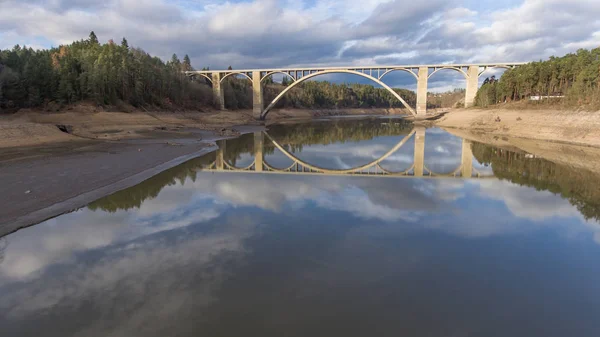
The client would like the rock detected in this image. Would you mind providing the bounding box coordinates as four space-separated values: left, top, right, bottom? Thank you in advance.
25 190 31 194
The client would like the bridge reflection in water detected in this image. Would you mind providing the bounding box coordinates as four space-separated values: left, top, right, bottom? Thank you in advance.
204 127 492 179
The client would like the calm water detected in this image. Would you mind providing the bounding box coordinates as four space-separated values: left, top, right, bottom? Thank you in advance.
2 119 600 336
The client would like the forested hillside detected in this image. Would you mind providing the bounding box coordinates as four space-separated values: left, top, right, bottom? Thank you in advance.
476 47 600 108
0 32 418 113
0 32 213 112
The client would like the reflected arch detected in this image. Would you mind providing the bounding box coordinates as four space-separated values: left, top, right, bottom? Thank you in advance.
261 70 416 119
263 130 416 174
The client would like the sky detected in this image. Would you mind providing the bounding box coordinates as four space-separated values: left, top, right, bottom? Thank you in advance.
1 0 599 90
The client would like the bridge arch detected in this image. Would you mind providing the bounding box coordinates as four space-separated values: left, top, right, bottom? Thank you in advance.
478 65 513 77
378 68 419 81
261 71 296 83
428 67 469 80
187 72 213 84
220 72 252 83
261 69 416 119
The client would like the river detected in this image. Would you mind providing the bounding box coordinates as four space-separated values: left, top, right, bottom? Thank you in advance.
1 118 600 336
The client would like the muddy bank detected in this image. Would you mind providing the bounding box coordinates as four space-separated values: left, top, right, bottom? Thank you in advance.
0 107 407 149
433 108 600 147
0 126 263 237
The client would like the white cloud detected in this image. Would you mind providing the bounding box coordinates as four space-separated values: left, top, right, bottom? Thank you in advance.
0 0 597 77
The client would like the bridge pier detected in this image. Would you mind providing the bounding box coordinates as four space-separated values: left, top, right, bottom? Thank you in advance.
252 71 264 120
254 132 264 172
216 140 226 170
461 139 473 177
413 127 425 177
464 66 479 108
212 73 225 110
416 67 428 116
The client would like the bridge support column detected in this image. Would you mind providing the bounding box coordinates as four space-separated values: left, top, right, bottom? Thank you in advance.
254 132 264 172
416 67 428 116
212 73 225 110
216 140 226 170
464 66 479 108
252 71 264 120
461 139 473 177
414 127 425 177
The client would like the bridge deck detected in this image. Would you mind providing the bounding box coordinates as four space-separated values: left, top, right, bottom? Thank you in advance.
187 62 528 74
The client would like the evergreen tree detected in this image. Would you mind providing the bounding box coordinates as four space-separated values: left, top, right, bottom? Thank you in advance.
183 54 193 71
89 31 99 45
170 54 181 68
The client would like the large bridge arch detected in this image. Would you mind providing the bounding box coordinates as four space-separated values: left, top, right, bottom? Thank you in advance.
261 70 416 119
263 130 416 174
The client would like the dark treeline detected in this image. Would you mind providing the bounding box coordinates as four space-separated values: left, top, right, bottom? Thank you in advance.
0 32 214 112
268 82 417 110
476 47 600 108
472 143 600 221
1 32 421 113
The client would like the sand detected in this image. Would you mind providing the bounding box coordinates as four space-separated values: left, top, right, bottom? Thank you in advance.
433 108 600 147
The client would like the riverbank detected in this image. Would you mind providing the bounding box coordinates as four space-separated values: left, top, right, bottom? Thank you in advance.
0 126 264 237
433 108 600 147
0 106 406 149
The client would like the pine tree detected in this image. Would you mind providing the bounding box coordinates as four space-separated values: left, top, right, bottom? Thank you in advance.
183 54 192 71
89 31 99 45
170 54 181 69
121 38 129 49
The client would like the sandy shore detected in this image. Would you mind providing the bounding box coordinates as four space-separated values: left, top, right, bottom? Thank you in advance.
0 107 405 149
433 108 600 147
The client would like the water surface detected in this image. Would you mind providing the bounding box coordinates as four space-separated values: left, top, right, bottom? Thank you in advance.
1 119 600 337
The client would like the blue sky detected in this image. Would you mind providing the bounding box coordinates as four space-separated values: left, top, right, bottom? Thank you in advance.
1 0 599 90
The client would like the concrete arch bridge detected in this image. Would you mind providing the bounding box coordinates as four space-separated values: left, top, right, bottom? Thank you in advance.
186 63 525 120
201 127 492 179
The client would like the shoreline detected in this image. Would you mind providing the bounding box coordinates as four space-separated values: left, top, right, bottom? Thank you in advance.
432 108 600 148
0 107 408 150
0 126 263 237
